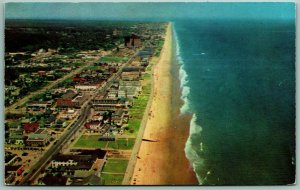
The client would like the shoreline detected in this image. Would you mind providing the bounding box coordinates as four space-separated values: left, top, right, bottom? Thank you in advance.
130 23 198 185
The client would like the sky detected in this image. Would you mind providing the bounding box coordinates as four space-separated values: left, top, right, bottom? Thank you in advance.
5 2 295 21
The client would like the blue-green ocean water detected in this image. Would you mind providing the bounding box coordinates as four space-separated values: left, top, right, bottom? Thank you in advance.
173 19 295 185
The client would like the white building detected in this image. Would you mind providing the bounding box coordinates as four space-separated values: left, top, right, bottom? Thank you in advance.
75 84 98 91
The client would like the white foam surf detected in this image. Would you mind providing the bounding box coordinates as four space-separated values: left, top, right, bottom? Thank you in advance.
173 24 192 115
173 23 205 184
184 113 205 184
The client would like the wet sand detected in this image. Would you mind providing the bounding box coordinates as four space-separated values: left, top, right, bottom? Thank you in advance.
130 23 198 185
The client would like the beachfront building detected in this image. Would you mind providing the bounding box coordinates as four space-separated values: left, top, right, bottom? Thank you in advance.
111 109 126 126
107 89 118 99
91 95 126 111
49 150 107 177
118 80 142 99
121 67 144 81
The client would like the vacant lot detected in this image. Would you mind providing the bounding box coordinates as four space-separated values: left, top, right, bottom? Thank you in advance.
101 173 125 185
107 138 135 150
102 158 129 173
73 135 108 148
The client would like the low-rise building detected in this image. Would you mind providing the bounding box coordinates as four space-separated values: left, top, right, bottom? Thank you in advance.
23 122 39 133
121 67 143 81
107 89 118 99
26 129 50 147
92 96 126 111
56 99 76 110
85 121 102 132
75 84 98 91
50 149 107 176
60 109 78 120
111 109 125 126
26 101 52 112
8 135 25 145
72 94 88 108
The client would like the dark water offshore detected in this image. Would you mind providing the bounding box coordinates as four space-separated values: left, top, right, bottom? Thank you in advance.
174 19 295 185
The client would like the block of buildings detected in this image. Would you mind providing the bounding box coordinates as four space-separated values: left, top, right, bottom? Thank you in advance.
26 128 50 147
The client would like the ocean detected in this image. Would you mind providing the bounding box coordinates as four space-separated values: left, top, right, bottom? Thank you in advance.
173 19 295 185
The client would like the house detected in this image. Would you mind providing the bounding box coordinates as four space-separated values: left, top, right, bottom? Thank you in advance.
91 113 103 122
85 121 102 132
9 135 25 145
26 101 52 112
8 126 24 145
55 119 67 128
56 99 76 110
9 127 24 136
23 122 39 133
107 89 118 99
45 115 57 128
61 109 78 120
72 77 86 83
111 109 125 126
26 129 50 147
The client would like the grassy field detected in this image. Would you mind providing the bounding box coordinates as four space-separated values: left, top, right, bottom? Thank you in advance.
101 173 125 185
73 135 135 150
73 135 108 148
107 138 135 150
142 73 151 80
102 158 129 173
124 82 151 137
100 56 128 63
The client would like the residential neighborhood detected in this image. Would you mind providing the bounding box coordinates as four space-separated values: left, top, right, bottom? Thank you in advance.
5 20 166 185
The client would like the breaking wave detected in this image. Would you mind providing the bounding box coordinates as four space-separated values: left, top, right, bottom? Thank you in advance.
184 113 205 184
173 24 191 115
173 23 204 184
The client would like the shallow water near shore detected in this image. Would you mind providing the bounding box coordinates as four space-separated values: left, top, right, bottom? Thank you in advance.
174 19 295 185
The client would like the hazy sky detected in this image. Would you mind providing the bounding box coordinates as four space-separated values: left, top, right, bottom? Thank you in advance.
5 2 295 21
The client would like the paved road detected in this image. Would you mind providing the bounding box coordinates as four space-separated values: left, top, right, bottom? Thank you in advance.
122 57 155 185
19 51 139 185
6 58 97 115
19 104 91 185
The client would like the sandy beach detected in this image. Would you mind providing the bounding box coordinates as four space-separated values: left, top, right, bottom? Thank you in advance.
130 23 197 185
